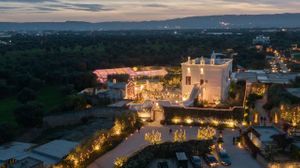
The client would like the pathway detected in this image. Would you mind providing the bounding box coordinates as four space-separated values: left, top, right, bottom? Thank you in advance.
255 93 271 125
88 123 261 168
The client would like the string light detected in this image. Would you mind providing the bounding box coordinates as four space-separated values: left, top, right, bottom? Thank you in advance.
174 129 186 142
197 126 216 140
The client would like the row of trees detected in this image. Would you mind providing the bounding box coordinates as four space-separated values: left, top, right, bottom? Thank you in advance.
2 31 286 100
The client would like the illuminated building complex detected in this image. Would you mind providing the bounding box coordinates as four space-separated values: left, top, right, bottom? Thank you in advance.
181 51 232 106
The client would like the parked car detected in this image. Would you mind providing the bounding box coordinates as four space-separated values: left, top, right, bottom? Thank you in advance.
217 151 231 166
191 156 202 168
203 154 218 167
157 161 168 168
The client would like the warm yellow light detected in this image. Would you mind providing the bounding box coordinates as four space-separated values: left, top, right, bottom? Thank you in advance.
113 119 124 136
187 67 191 73
174 129 186 142
114 157 128 168
185 118 193 124
94 145 100 151
227 120 235 128
115 130 121 135
212 119 219 126
172 117 181 124
132 67 138 71
254 113 258 123
237 142 242 148
274 113 278 124
218 143 223 150
242 121 247 126
145 130 162 144
292 121 297 127
197 126 216 140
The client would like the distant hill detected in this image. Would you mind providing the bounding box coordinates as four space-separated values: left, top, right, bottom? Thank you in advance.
1 13 300 31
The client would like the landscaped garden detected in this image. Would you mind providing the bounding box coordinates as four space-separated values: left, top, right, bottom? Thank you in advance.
54 112 142 168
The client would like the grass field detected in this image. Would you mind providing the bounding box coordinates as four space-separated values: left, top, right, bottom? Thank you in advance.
0 86 66 124
37 86 66 113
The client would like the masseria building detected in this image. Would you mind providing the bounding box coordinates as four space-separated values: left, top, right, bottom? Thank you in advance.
181 52 232 105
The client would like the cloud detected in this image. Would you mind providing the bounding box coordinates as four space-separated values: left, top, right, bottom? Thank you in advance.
64 3 113 12
0 0 57 2
0 0 299 22
0 0 113 13
35 6 59 12
0 6 20 10
143 4 169 8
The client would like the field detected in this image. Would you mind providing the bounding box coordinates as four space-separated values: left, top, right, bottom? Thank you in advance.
0 86 66 124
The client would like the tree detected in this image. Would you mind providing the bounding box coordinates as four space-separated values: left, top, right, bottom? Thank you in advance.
0 123 16 144
63 95 87 111
271 134 293 151
174 129 186 142
144 130 162 145
17 87 37 104
197 127 216 140
246 93 262 109
14 102 43 127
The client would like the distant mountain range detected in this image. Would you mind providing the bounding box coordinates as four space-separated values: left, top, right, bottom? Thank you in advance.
1 13 300 31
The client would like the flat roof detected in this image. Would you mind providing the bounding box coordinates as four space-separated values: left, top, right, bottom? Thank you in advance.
93 67 168 83
286 88 300 98
182 57 232 66
0 142 34 161
10 157 43 168
0 140 78 166
234 71 300 84
32 140 78 160
252 126 281 143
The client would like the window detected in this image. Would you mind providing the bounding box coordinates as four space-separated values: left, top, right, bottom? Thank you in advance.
186 76 191 85
200 79 204 85
187 67 191 73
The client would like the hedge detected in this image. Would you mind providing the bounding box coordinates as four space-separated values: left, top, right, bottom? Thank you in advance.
163 106 244 124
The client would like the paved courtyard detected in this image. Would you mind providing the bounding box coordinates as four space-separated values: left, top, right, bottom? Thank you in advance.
88 123 261 168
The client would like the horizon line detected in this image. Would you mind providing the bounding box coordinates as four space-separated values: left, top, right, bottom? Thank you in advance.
0 12 299 23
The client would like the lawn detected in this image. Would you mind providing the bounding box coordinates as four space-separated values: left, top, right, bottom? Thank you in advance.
0 86 66 124
37 86 66 114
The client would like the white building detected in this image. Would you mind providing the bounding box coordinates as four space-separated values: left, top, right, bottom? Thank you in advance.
253 35 270 45
181 51 232 106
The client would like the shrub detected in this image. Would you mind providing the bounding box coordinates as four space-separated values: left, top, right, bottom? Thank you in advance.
0 122 16 144
17 87 37 104
14 102 43 128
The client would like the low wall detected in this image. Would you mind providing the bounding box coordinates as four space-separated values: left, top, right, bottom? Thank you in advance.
163 106 244 125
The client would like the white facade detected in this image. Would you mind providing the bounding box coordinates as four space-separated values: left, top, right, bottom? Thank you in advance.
181 52 232 104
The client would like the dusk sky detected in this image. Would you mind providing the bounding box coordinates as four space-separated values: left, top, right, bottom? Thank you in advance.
0 0 300 22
